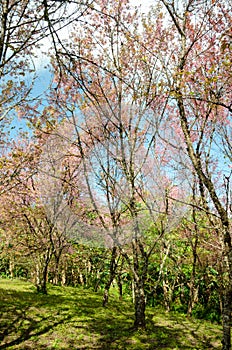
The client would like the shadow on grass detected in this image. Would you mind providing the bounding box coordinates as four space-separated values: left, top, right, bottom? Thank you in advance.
0 307 72 349
87 311 220 350
0 282 222 350
0 286 101 349
0 290 69 349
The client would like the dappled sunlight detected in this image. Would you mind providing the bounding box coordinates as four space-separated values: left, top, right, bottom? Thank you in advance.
0 280 223 350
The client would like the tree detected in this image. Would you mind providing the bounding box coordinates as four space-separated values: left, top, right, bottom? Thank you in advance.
157 1 232 348
0 0 92 205
38 0 189 329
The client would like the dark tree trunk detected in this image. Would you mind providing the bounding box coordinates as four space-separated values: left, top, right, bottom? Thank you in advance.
41 263 49 294
52 248 64 285
37 263 48 294
221 227 232 350
134 281 146 329
222 288 232 350
103 247 117 307
187 198 199 316
117 274 123 300
36 249 53 294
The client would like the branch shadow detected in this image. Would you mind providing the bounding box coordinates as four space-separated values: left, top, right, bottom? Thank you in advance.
0 286 101 349
84 306 222 350
0 289 70 349
0 284 222 350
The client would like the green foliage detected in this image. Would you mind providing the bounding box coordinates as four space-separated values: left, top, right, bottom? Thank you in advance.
192 303 221 323
0 257 10 278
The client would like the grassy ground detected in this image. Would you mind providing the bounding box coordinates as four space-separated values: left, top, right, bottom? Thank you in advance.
0 278 223 349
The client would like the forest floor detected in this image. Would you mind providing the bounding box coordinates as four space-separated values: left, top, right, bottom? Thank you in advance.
0 278 223 349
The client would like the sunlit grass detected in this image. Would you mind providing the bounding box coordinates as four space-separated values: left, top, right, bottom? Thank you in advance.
0 278 223 349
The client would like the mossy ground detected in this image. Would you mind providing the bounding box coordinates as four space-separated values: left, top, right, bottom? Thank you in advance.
0 279 223 349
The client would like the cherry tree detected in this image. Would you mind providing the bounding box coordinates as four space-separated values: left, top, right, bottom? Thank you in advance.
39 0 189 329
0 0 93 210
156 1 232 348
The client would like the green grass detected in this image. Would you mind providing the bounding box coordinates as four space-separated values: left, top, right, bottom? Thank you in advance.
0 278 223 349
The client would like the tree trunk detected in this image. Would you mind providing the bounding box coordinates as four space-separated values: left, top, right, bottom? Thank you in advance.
187 283 199 317
36 263 48 294
40 263 48 294
103 247 117 307
61 267 66 286
9 258 14 278
53 258 60 285
53 250 63 285
222 288 232 350
187 187 199 316
134 280 146 329
222 228 232 350
117 274 123 300
36 249 52 294
163 279 172 312
35 262 41 292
